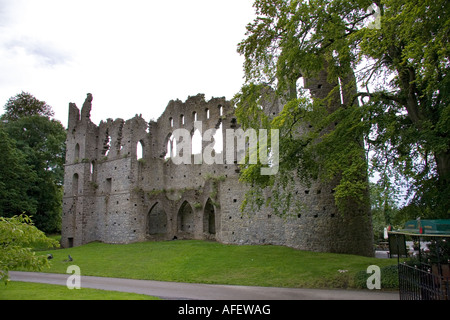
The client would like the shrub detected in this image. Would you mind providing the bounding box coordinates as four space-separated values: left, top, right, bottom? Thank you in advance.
354 264 398 289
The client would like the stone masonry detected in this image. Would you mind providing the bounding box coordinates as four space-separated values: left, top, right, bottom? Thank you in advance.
61 71 374 256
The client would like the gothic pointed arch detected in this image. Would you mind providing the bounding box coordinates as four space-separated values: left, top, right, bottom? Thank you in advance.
204 198 216 235
177 200 194 235
147 202 167 236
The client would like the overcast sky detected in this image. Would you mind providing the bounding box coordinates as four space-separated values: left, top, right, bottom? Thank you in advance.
0 0 256 127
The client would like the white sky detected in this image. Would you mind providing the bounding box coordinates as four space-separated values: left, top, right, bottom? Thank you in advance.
0 0 256 127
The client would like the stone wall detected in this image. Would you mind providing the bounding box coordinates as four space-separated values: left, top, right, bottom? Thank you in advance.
61 77 373 256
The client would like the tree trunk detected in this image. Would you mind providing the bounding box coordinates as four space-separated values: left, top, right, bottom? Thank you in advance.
436 151 450 185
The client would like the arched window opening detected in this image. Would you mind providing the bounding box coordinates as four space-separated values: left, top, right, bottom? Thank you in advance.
219 105 223 116
180 114 185 126
193 111 198 122
204 198 216 235
213 122 223 154
74 143 80 162
205 108 210 119
165 138 171 159
178 201 194 235
165 134 177 159
148 202 167 236
169 117 173 127
137 140 144 160
192 129 202 155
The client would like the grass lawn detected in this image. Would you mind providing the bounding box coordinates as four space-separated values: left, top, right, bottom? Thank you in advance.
30 240 397 289
0 281 160 300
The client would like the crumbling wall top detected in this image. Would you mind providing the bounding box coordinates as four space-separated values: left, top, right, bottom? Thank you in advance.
81 93 93 121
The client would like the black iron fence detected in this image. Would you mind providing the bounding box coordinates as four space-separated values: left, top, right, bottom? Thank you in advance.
399 263 450 300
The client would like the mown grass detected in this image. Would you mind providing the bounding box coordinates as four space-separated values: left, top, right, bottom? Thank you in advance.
0 281 160 300
32 240 396 289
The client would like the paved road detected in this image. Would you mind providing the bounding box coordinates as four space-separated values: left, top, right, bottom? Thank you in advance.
9 271 399 300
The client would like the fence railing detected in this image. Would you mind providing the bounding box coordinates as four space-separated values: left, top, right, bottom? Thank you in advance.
398 263 450 300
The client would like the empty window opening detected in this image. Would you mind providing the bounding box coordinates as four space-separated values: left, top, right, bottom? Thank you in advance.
90 161 95 181
192 129 202 155
204 198 216 235
180 115 185 126
165 134 177 159
212 122 223 154
193 111 198 121
103 134 111 156
74 143 80 161
105 178 112 194
72 173 79 196
169 117 173 127
206 108 210 119
137 140 144 160
218 105 223 116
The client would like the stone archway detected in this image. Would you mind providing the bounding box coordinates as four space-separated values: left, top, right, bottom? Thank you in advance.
177 200 195 236
147 202 167 236
204 198 216 236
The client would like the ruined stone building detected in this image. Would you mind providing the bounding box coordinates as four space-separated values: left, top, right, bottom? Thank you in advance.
61 70 373 256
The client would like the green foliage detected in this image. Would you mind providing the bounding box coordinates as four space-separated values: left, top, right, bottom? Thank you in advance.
0 215 59 284
354 264 399 289
2 115 66 185
1 91 54 121
0 129 37 217
193 202 203 209
2 116 66 232
370 181 401 240
0 93 66 233
425 238 450 264
235 0 450 218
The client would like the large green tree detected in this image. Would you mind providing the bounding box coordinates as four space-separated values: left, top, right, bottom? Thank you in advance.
234 0 449 218
0 93 66 233
0 129 37 217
